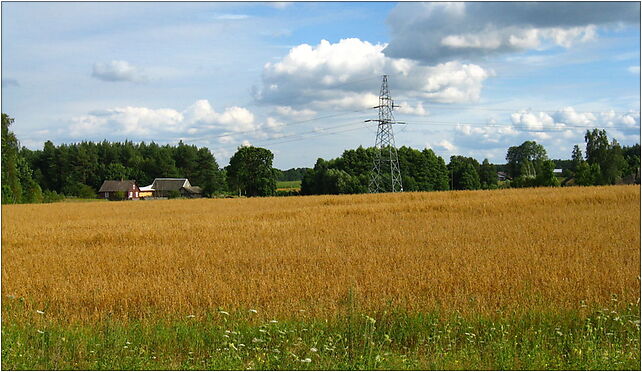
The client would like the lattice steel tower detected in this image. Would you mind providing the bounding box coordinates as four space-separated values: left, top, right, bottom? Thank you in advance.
367 75 404 193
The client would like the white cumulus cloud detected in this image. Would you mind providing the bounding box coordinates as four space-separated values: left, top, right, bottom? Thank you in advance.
254 38 491 108
69 100 265 140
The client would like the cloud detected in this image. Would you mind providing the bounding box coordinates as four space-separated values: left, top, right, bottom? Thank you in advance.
451 106 640 156
269 2 292 9
254 38 491 108
273 106 317 120
91 60 148 83
183 100 257 132
1 78 19 87
213 14 250 20
628 66 641 74
436 139 457 152
396 102 427 116
384 2 639 64
69 99 264 140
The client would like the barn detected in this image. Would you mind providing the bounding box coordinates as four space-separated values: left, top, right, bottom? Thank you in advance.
98 180 141 200
150 178 203 198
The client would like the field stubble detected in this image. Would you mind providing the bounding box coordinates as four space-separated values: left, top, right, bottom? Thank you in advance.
1 185 640 323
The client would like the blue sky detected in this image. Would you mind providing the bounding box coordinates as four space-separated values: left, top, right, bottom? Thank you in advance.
2 1 640 169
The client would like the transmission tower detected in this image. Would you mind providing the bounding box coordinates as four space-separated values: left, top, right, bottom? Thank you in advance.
366 75 404 193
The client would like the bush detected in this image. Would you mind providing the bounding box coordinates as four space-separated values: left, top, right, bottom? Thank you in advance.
110 191 126 201
43 190 65 203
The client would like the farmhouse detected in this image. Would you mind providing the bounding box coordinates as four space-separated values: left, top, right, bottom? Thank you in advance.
98 180 140 200
150 178 203 198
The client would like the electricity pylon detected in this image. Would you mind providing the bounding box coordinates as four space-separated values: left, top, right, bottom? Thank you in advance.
366 75 404 193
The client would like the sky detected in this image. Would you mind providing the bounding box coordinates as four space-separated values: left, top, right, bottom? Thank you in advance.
2 1 640 169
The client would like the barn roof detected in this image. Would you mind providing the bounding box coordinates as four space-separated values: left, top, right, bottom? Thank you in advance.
98 180 137 192
183 186 203 194
152 178 190 191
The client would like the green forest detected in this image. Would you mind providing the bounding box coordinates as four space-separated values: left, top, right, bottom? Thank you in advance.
2 113 640 204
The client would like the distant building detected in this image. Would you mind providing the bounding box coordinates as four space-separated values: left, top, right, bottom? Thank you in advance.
553 168 564 175
98 180 140 200
497 171 511 182
149 178 203 198
139 184 154 198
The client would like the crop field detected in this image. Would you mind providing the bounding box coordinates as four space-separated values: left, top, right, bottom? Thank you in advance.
2 185 640 369
276 180 302 191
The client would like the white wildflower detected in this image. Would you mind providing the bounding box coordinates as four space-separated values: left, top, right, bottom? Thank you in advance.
310 347 318 353
36 310 45 315
270 320 278 323
37 330 44 334
219 310 230 316
249 309 258 314
301 358 312 363
186 314 196 318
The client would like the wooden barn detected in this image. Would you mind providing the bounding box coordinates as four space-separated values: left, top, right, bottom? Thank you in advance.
98 180 141 200
150 178 202 198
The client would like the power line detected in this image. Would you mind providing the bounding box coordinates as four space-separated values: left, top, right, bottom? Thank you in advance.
185 107 371 143
407 119 640 131
394 103 640 116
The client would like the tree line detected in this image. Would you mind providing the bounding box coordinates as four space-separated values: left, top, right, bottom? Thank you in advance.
299 131 639 195
2 112 640 204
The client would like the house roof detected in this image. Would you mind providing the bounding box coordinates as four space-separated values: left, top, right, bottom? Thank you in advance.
152 178 190 191
183 186 203 194
98 180 137 193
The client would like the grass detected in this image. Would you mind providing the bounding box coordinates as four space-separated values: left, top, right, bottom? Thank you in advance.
276 180 301 191
2 301 639 370
2 185 640 369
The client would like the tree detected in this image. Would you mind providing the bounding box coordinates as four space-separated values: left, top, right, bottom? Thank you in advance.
571 145 583 172
2 113 21 203
479 159 498 189
226 146 277 197
506 141 548 178
448 156 480 190
194 147 226 196
535 160 560 187
584 129 629 185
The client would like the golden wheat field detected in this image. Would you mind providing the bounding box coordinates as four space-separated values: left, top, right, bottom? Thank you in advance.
2 185 640 322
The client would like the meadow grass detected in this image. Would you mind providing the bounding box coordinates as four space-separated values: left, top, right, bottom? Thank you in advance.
2 185 640 369
2 300 639 370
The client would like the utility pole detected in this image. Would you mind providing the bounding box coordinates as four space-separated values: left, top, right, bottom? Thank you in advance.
366 75 404 193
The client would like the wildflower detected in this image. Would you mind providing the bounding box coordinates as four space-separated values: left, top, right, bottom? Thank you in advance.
186 314 196 318
252 337 263 343
219 310 230 316
270 320 278 323
36 310 45 315
37 330 44 334
310 347 318 353
126 341 132 345
225 330 231 334
238 343 245 347
301 358 312 363
249 309 258 314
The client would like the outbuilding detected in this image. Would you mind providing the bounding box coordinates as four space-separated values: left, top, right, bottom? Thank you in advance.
98 180 140 200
